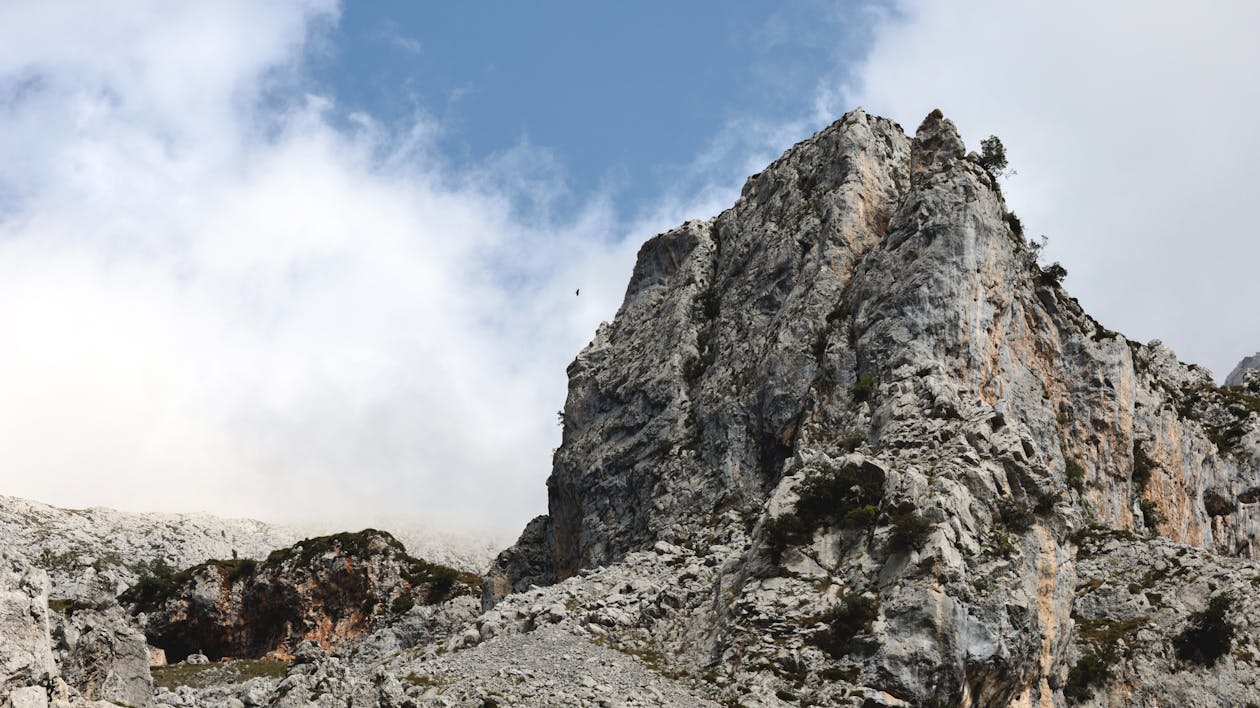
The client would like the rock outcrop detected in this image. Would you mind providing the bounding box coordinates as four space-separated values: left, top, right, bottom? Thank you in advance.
1227 352 1260 386
49 570 154 707
0 554 57 700
1 495 502 599
1 552 154 708
0 495 302 597
483 108 1260 704
124 530 481 661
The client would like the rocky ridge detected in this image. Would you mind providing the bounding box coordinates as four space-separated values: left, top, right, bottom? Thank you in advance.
1227 353 1260 387
0 495 501 597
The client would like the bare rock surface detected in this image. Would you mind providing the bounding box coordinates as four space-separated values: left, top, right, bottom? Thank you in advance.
1 497 503 600
1226 352 1260 386
122 530 481 662
50 569 153 706
0 496 301 597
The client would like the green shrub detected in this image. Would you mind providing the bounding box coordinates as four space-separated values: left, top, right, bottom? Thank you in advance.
1132 443 1155 493
1140 500 1162 530
1065 458 1086 492
1039 262 1067 286
1035 491 1061 515
979 135 1009 177
795 463 884 525
1004 211 1024 239
838 430 866 453
763 462 885 563
1174 595 1236 667
852 372 877 403
819 594 879 657
888 512 934 552
997 498 1034 532
1064 647 1116 703
841 505 878 530
424 567 459 604
763 514 812 563
390 593 415 615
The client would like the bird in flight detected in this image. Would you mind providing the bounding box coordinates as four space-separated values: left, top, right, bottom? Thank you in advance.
575 289 580 296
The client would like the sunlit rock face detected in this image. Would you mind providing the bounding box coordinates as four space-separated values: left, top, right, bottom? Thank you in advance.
485 109 1260 704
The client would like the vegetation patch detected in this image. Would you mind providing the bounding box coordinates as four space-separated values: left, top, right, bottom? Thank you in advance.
887 512 934 552
1174 595 1236 667
817 666 860 683
1065 614 1148 703
402 673 446 689
151 659 288 690
764 462 885 563
816 593 879 657
996 498 1034 533
1039 262 1068 287
1132 444 1155 494
1064 646 1117 703
1139 500 1162 531
852 372 877 403
837 430 866 453
1064 458 1086 492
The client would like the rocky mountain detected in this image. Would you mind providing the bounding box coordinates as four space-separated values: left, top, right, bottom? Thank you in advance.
1227 352 1260 386
0 495 502 597
3 108 1258 707
0 496 302 597
483 108 1260 704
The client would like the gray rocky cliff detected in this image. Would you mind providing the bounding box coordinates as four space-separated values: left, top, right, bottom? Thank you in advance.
1226 352 1260 386
483 109 1260 705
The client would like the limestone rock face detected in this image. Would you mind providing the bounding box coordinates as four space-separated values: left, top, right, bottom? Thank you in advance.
0 554 56 695
1226 352 1260 386
124 530 481 661
0 495 301 597
484 109 1260 704
49 569 153 707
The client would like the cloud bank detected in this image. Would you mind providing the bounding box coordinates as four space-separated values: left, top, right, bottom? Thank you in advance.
0 1 739 534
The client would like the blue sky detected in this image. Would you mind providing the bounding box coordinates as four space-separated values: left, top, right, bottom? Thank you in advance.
316 1 881 220
0 1 1257 536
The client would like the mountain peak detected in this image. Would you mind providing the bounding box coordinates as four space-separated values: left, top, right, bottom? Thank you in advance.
485 108 1260 705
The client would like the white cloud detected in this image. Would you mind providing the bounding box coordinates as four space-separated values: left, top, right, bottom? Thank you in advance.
836 0 1260 378
0 1 738 536
11 1 1246 541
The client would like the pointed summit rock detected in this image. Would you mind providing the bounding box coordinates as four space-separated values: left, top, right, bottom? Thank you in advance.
1227 352 1260 386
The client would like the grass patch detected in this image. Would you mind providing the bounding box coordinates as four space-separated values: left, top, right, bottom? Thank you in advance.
402 673 446 688
151 659 288 690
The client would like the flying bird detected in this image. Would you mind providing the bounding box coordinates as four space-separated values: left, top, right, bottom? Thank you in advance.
576 289 580 296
